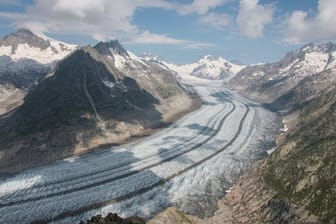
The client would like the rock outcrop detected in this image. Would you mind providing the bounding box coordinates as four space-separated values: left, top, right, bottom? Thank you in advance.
80 213 145 224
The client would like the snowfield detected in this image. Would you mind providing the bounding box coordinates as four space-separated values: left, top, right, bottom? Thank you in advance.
0 78 280 223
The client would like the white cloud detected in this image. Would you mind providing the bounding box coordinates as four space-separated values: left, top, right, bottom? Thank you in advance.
177 0 230 15
184 42 215 49
0 0 212 47
283 0 336 43
199 12 232 29
237 0 274 38
132 30 214 49
132 31 189 45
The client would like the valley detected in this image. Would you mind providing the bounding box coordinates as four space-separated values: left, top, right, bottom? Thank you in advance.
0 77 279 223
0 26 335 224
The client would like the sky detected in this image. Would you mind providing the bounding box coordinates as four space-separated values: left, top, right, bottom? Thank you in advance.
0 0 335 64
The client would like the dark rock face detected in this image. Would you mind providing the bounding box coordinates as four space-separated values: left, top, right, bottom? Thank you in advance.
0 56 51 90
80 213 145 224
95 40 129 57
0 43 193 173
6 48 160 135
0 47 164 172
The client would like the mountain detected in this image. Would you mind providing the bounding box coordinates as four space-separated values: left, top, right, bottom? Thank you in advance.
194 70 336 224
0 28 77 64
149 43 336 224
270 68 336 113
217 44 336 224
163 55 245 80
0 42 197 172
95 39 129 57
0 29 78 115
229 42 336 102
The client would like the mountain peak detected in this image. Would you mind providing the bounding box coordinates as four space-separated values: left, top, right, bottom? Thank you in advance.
300 41 336 53
94 40 129 57
0 29 78 64
12 28 36 37
0 28 50 51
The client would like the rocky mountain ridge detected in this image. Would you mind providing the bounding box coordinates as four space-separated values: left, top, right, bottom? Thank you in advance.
229 42 336 102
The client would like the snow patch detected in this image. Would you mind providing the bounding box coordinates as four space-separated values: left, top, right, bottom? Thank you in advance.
102 81 115 89
0 176 42 197
252 71 264 77
0 42 77 64
304 51 329 72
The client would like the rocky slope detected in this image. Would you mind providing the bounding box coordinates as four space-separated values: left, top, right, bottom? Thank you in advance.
0 29 78 115
0 41 196 173
195 73 336 224
230 42 336 102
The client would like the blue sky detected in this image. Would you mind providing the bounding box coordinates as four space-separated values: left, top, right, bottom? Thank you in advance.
0 0 335 64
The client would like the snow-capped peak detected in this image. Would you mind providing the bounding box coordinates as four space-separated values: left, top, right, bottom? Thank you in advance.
0 28 78 64
165 55 245 80
275 42 336 76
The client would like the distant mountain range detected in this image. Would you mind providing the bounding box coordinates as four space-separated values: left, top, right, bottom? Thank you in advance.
149 54 245 80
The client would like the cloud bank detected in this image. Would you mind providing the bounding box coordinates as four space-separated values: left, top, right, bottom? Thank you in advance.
1 0 335 46
237 0 274 39
283 0 336 43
